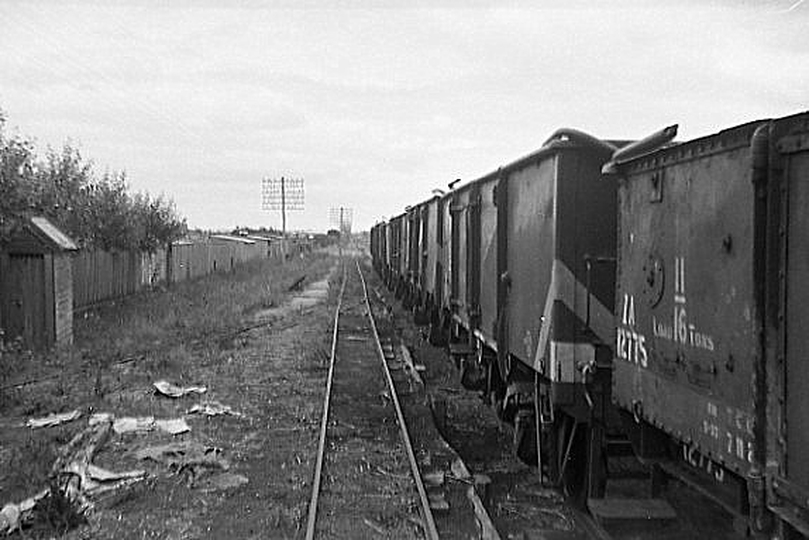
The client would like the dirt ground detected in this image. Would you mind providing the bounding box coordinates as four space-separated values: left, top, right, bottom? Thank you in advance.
1 249 748 540
381 276 746 540
1 250 342 539
2 248 505 540
380 289 586 540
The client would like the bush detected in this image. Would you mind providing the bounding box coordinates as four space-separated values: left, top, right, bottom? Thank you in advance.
0 107 186 250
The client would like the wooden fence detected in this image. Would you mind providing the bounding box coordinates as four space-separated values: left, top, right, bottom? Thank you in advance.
72 250 143 309
1 234 331 349
71 237 300 311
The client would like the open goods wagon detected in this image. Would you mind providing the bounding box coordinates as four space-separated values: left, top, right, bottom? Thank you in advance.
396 128 658 497
385 212 406 294
372 112 809 536
610 111 809 537
410 194 443 326
383 192 449 329
435 128 655 501
370 221 385 276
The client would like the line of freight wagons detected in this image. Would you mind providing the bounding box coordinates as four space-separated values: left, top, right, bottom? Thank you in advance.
370 111 809 538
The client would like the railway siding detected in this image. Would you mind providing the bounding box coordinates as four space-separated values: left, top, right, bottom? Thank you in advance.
306 261 424 539
305 258 502 539
364 265 498 540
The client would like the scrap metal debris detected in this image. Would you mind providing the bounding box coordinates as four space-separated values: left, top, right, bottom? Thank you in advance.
154 418 191 435
51 420 146 512
186 400 243 417
89 412 113 426
0 491 47 535
1 420 148 536
113 416 155 434
2 409 246 536
153 380 207 398
59 462 147 499
112 416 190 435
26 410 82 429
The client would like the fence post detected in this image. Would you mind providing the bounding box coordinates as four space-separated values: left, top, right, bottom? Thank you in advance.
165 243 173 285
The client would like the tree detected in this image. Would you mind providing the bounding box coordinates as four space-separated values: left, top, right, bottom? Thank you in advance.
0 110 37 242
0 107 186 250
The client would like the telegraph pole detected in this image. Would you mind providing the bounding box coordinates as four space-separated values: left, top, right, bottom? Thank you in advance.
329 206 353 260
281 177 287 260
263 177 304 264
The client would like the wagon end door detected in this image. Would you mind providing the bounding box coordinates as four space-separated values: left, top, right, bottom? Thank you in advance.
467 183 482 330
421 204 430 294
435 198 446 309
771 126 809 534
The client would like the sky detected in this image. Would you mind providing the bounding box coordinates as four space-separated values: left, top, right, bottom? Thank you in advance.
1 0 807 233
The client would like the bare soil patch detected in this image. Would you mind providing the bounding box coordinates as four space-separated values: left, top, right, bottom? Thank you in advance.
1 251 340 539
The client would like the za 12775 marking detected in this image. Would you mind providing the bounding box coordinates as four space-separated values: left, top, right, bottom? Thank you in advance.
616 293 648 367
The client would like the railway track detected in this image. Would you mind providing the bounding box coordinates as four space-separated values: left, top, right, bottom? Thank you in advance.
304 259 440 539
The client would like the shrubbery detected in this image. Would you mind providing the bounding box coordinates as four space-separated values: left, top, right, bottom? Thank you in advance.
0 108 186 251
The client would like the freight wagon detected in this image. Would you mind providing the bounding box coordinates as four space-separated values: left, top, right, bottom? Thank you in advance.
377 127 652 498
371 111 809 538
608 112 809 537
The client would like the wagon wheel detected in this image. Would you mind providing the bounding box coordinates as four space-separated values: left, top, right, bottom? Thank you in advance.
486 360 506 413
514 408 537 465
427 307 446 346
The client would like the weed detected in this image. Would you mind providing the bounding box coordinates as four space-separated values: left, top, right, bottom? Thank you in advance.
0 250 338 536
0 332 33 405
4 433 58 498
31 480 87 535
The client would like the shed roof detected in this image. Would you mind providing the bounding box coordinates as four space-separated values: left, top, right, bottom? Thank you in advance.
210 234 256 245
22 217 79 251
246 235 280 243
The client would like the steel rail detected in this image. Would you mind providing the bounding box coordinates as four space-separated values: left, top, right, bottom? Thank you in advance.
356 260 441 540
305 262 347 540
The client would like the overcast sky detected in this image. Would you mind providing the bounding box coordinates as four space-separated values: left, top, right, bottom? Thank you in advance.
1 0 807 232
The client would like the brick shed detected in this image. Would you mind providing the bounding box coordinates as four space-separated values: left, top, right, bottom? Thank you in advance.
0 217 79 350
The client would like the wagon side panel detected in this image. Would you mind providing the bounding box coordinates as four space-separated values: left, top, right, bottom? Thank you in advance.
506 157 557 367
614 134 758 476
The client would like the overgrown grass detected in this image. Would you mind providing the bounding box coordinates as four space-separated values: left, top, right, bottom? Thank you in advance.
0 250 338 524
75 251 327 355
76 251 334 358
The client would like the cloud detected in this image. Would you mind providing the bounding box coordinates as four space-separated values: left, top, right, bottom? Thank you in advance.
1 0 807 231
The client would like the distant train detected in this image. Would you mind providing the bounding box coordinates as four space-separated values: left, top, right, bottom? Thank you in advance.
370 111 809 538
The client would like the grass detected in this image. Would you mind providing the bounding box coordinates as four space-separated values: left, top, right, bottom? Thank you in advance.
77 253 331 354
72 250 335 388
0 249 338 534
